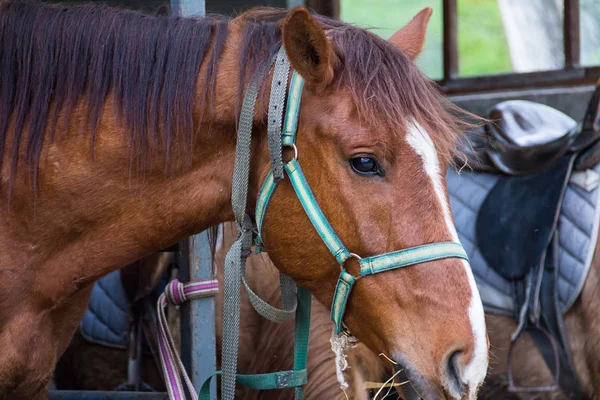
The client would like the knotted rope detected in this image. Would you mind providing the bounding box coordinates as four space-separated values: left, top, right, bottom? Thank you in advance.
157 279 219 400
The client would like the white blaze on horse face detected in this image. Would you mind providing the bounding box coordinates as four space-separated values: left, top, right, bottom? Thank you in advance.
405 121 488 396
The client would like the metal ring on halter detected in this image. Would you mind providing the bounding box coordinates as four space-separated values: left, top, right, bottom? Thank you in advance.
284 143 298 160
340 252 363 279
340 322 357 339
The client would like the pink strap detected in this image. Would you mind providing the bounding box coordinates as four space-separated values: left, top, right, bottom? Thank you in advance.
157 279 219 400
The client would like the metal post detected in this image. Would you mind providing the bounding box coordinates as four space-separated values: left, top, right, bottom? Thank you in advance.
178 234 217 399
443 0 458 81
564 0 581 69
304 0 339 18
171 0 205 17
170 1 214 397
287 0 304 9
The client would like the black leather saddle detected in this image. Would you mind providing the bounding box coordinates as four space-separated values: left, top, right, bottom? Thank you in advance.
458 92 600 176
476 155 573 281
468 83 600 281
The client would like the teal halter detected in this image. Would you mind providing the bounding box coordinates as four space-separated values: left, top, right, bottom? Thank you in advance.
201 47 470 400
254 69 470 334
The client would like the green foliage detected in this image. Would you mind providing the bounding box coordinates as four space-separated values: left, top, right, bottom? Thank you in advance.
340 0 513 79
458 0 512 76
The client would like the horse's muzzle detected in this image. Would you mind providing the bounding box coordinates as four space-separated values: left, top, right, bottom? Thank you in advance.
393 354 472 400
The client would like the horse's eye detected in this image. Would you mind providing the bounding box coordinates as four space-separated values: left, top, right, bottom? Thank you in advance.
350 156 382 176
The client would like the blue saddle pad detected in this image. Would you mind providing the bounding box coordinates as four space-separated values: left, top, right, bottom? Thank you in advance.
447 163 600 315
80 270 129 349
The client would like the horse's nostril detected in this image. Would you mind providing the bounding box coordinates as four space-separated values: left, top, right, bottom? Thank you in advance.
445 350 465 397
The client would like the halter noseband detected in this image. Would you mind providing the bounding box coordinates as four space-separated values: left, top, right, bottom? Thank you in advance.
254 54 469 335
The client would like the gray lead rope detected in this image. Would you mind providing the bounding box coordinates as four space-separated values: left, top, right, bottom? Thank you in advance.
222 71 260 400
267 49 290 182
267 50 298 314
222 47 299 399
242 47 298 323
240 47 298 322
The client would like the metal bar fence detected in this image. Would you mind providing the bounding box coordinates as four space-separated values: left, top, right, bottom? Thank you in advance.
319 0 599 93
442 0 458 81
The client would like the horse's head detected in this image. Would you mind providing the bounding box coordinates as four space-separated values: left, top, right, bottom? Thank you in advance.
255 8 488 400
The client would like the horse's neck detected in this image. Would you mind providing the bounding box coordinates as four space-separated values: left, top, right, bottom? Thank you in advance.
1 130 233 294
0 83 247 307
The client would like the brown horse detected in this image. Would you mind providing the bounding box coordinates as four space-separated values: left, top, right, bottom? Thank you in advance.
0 2 488 399
484 241 600 399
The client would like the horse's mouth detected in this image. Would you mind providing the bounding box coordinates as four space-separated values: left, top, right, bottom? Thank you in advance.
390 358 471 400
393 366 423 400
393 363 466 400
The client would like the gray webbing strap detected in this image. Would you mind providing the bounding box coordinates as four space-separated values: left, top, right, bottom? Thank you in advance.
280 274 297 311
243 46 298 324
222 72 259 400
267 48 290 182
241 263 296 323
222 47 299 399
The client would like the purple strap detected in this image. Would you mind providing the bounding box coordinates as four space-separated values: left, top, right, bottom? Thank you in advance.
157 279 219 400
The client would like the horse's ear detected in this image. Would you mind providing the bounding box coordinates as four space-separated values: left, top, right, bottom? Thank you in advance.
388 8 433 60
282 7 334 89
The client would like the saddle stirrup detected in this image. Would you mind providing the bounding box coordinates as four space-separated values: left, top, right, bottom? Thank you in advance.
507 323 560 393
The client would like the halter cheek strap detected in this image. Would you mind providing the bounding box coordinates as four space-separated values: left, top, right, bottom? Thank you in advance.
254 69 469 334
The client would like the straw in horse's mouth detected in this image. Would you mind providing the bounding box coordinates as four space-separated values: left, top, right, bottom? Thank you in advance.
364 353 421 400
392 366 424 400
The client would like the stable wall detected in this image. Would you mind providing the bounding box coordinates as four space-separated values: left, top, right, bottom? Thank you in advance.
449 85 596 121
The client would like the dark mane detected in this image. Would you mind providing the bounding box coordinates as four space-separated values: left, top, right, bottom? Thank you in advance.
0 0 233 188
0 1 470 190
